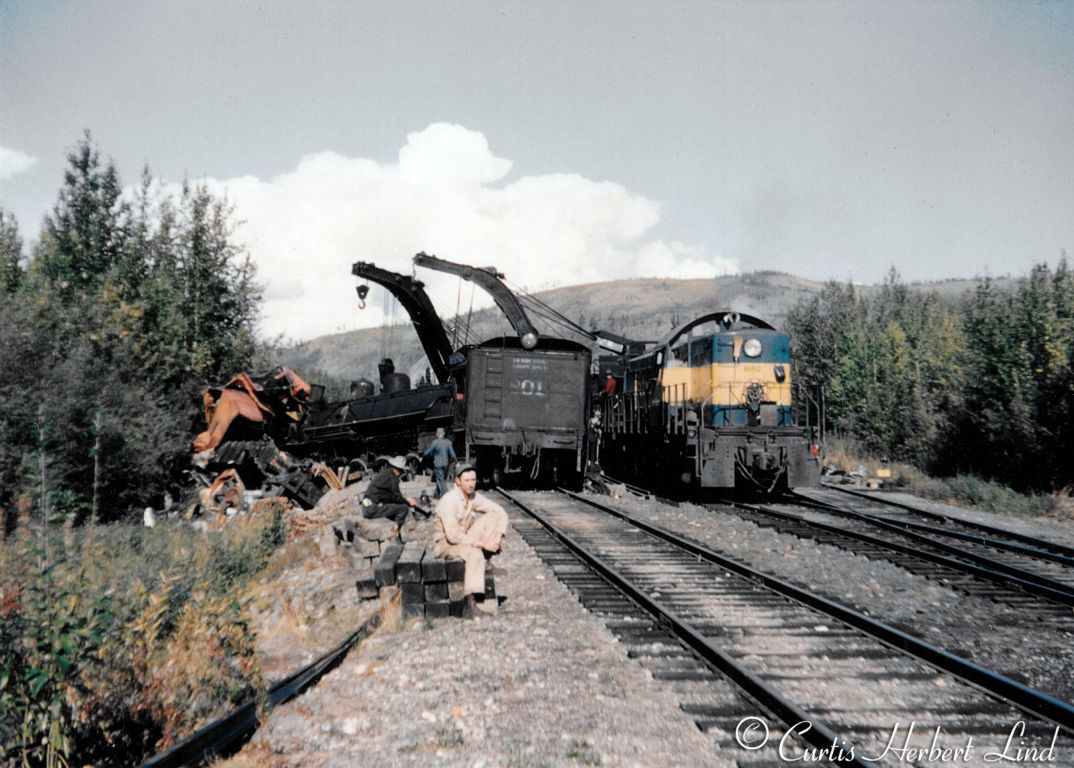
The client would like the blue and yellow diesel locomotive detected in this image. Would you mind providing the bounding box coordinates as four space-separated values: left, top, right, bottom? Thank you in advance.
598 312 820 493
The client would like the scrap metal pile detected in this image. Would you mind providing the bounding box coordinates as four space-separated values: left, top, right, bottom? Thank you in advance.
191 367 345 522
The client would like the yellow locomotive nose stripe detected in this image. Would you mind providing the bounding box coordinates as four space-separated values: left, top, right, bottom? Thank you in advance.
658 363 793 406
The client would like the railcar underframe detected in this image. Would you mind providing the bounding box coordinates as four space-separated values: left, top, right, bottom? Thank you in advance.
600 395 819 492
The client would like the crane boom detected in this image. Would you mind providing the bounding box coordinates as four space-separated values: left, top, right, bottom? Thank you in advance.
413 251 540 349
350 261 454 384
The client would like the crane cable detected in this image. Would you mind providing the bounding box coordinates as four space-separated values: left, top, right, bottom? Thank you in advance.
505 277 597 341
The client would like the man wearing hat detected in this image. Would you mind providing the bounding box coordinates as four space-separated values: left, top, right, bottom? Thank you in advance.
362 455 418 529
432 464 509 616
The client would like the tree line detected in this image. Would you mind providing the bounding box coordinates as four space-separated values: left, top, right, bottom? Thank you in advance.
0 134 260 526
787 264 1074 493
3 134 1070 525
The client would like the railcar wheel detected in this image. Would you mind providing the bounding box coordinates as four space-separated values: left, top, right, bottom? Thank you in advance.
404 454 421 482
346 458 368 484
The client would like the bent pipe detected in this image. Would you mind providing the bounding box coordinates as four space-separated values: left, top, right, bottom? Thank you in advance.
140 612 382 768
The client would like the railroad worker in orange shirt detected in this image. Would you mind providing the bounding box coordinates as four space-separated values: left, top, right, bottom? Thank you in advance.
432 464 509 617
601 370 617 396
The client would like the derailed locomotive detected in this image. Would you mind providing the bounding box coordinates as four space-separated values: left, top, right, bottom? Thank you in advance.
597 312 820 493
289 254 590 487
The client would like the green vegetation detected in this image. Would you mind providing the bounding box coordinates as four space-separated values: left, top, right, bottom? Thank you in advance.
0 134 266 766
0 133 259 526
824 437 1071 519
788 264 1074 496
0 506 285 766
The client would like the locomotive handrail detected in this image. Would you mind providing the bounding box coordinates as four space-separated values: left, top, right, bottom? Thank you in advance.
653 310 775 349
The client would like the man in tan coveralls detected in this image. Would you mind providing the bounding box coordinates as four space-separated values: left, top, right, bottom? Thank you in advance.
433 464 509 616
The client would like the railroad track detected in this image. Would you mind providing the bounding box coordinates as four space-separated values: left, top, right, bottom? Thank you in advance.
610 475 1074 615
718 492 1074 618
500 488 1074 766
809 485 1074 567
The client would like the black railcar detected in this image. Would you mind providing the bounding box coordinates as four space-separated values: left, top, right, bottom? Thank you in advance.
463 337 591 486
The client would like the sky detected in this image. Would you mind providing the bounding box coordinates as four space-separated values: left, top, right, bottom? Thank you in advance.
1 1 1072 340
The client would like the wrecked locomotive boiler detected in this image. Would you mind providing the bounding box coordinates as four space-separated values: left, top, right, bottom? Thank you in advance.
192 251 594 504
192 367 339 512
285 261 457 475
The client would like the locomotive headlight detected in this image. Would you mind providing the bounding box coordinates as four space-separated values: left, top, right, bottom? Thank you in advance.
521 332 538 350
743 338 762 358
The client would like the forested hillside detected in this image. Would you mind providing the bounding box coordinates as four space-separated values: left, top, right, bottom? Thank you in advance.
280 271 1009 399
788 266 1074 493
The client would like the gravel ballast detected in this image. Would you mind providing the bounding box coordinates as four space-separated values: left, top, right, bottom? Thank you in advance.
224 480 731 768
606 489 1074 706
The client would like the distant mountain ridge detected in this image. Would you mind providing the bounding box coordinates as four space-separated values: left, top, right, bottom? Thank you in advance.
277 272 1008 394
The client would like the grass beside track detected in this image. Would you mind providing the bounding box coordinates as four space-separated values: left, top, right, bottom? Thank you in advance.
0 501 289 768
824 437 1074 521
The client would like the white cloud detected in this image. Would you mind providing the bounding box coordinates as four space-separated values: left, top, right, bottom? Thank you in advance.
0 146 39 181
188 123 738 340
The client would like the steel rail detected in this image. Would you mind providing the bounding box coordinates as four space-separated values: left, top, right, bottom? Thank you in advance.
139 613 382 768
794 492 1074 567
733 499 1074 606
600 473 680 507
750 500 1074 603
823 485 1074 560
497 488 866 765
559 488 1074 734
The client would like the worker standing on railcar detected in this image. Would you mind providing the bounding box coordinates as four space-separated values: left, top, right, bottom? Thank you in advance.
433 464 508 617
601 370 617 396
362 455 418 531
422 427 457 498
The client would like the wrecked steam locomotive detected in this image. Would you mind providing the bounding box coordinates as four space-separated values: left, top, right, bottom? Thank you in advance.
194 253 591 497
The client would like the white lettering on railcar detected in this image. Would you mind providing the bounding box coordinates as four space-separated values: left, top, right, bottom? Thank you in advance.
518 379 546 396
511 358 549 372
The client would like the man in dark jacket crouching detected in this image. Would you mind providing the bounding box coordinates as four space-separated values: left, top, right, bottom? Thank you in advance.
363 455 417 530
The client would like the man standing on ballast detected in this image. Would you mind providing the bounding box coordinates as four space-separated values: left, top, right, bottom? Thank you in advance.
422 427 457 498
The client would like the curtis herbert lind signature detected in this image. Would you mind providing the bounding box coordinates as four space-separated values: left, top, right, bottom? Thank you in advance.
735 717 1061 763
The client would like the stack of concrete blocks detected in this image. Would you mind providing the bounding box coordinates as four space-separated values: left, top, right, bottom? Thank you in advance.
331 516 399 600
373 541 496 619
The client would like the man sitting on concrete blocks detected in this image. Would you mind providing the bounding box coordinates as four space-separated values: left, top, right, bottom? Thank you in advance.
432 463 508 617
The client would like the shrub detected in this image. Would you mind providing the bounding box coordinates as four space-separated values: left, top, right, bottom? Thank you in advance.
0 504 286 766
